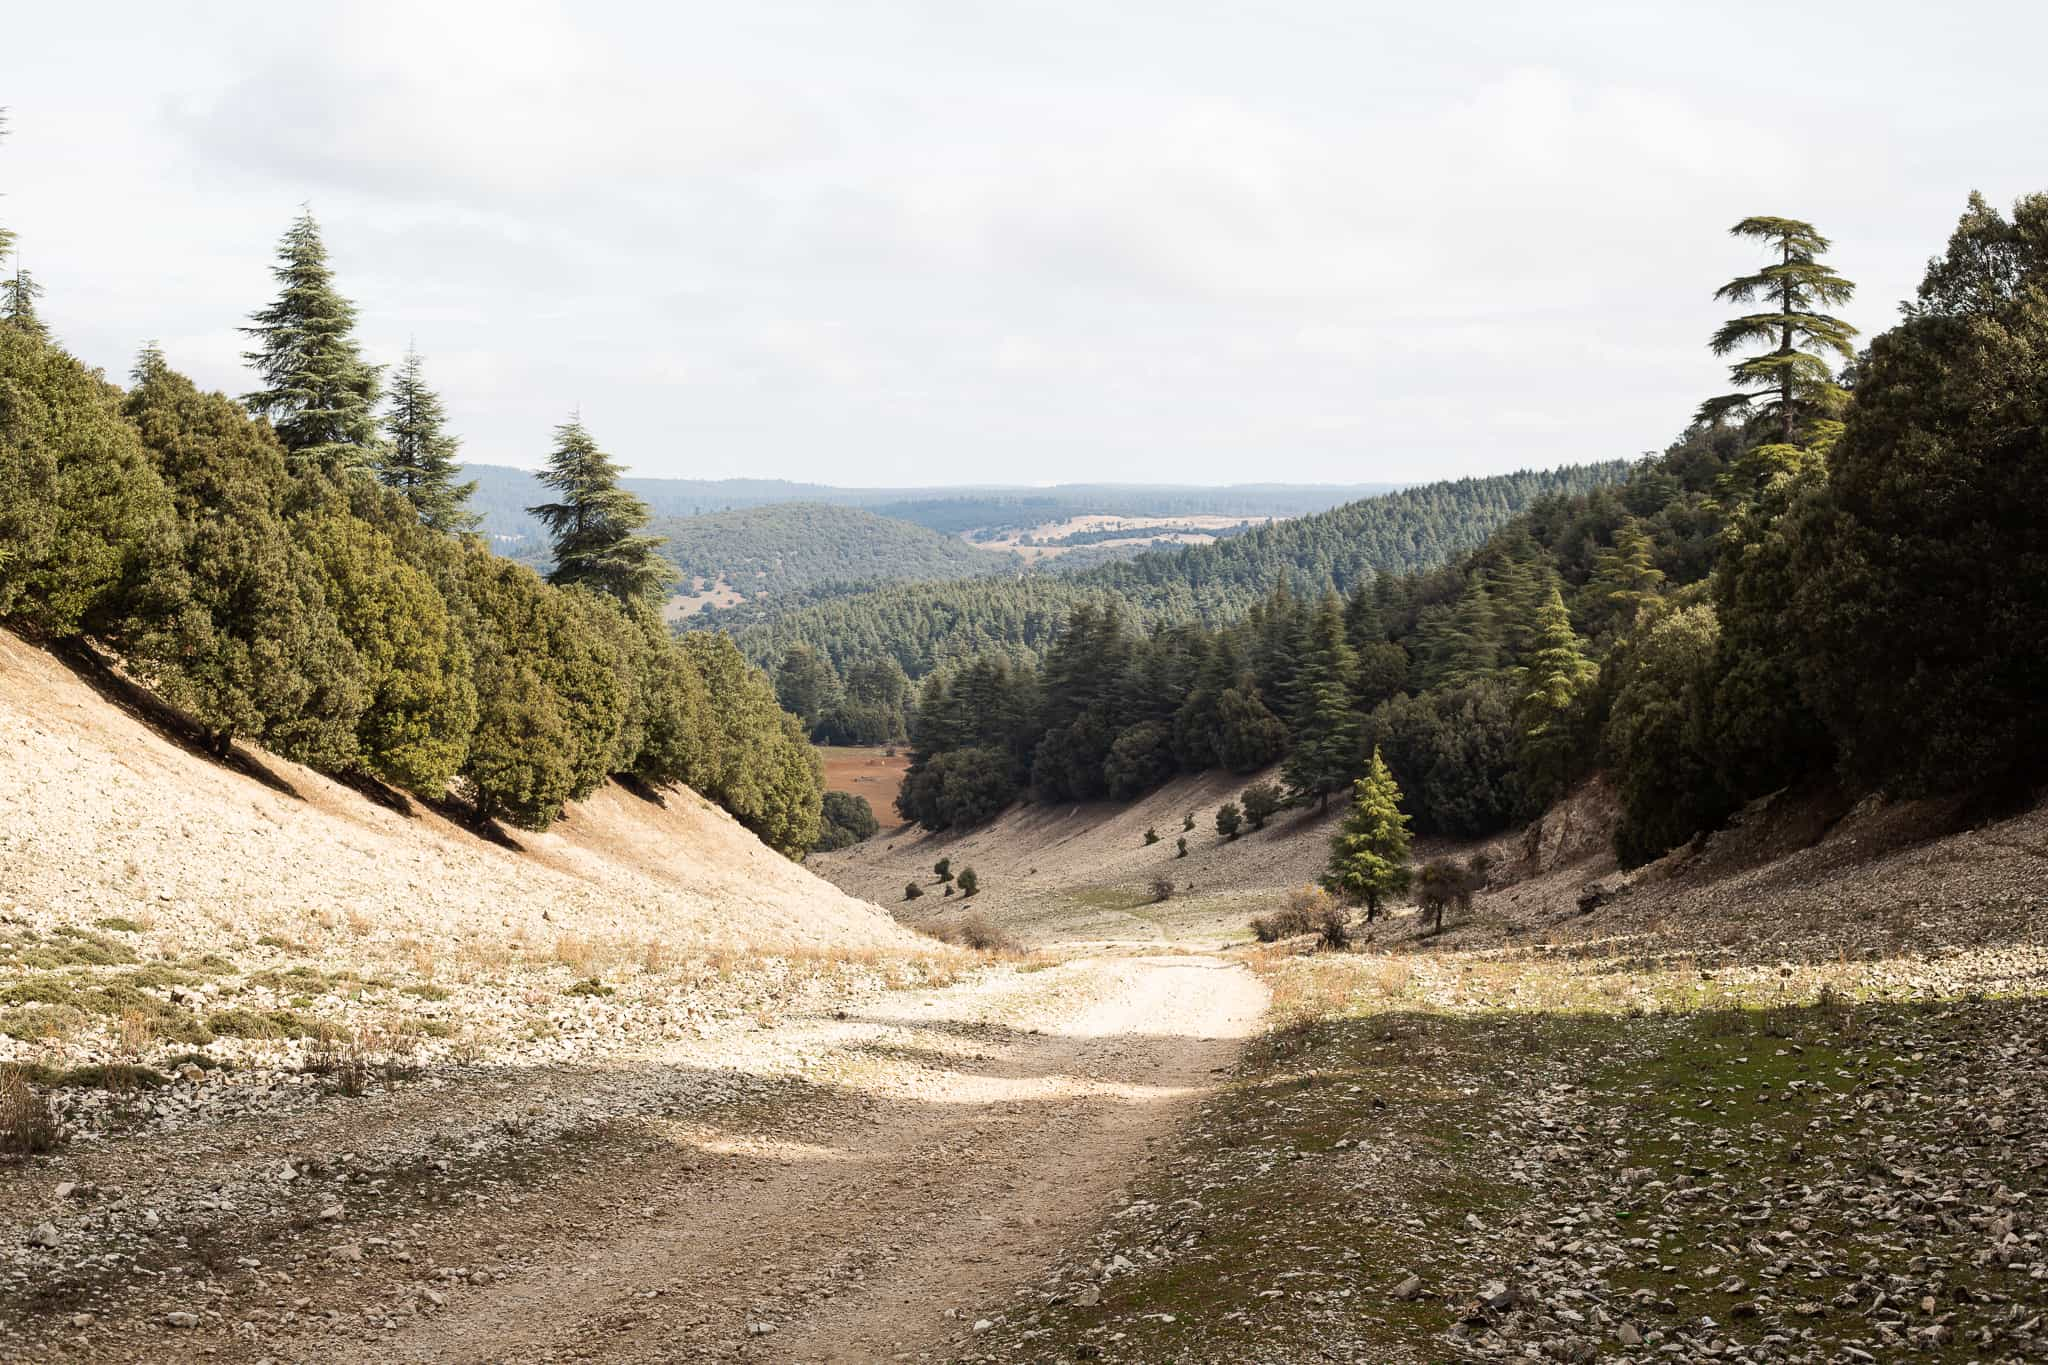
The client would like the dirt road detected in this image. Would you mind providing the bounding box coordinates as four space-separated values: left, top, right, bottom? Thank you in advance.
10 953 1265 1364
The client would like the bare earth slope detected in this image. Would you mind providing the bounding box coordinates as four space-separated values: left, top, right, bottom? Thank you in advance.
0 629 914 958
815 767 1346 947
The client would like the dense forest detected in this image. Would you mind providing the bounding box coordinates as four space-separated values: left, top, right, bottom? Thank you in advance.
734 463 1624 682
654 502 1018 608
893 202 2048 868
463 465 1396 557
0 175 823 854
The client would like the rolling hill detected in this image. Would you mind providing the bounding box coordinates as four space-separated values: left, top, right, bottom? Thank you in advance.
719 462 1629 675
461 463 1396 560
656 503 1019 621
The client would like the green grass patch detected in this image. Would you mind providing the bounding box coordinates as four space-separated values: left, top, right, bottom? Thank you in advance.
93 916 146 934
206 1007 314 1040
402 983 452 1001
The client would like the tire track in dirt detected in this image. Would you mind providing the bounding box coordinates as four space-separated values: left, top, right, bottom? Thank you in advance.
319 954 1265 1364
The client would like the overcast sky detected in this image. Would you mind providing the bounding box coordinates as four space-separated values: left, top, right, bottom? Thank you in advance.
5 2 2042 486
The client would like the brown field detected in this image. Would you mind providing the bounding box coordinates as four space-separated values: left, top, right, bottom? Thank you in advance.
817 743 909 807
961 512 1274 561
661 575 746 622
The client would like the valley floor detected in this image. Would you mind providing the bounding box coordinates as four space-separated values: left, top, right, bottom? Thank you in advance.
6 715 2047 1363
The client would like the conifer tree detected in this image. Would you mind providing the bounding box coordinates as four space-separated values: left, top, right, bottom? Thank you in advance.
0 329 183 641
122 360 367 764
1282 593 1359 809
241 210 384 469
2 263 47 342
1585 520 1665 634
378 347 477 532
1322 749 1412 920
1697 216 1858 443
528 415 675 605
1514 586 1597 805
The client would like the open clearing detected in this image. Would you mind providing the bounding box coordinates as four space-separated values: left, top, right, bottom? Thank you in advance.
818 745 911 806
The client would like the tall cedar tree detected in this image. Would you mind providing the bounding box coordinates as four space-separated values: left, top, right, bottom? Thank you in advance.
241 211 384 469
1697 216 1857 443
1322 748 1412 919
1282 593 1359 809
3 264 47 341
1514 585 1597 805
528 416 675 605
1789 191 2048 794
379 347 477 532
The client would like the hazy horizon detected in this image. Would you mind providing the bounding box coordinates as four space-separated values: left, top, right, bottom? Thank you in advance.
7 2 2045 485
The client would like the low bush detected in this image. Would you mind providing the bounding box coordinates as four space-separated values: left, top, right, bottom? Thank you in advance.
1150 875 1176 903
1143 827 1159 845
920 912 1017 953
957 867 979 897
904 881 923 901
0 1064 62 1155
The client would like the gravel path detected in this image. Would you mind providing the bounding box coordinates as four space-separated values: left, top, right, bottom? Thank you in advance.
5 953 1266 1363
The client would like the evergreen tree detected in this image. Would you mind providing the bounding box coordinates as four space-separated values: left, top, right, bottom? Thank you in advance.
241 210 384 469
1241 780 1282 830
1322 749 1412 920
378 347 477 532
2 263 46 342
1282 593 1359 809
0 329 183 641
528 415 675 605
775 644 841 731
1214 678 1288 773
1584 519 1665 635
1514 586 1597 806
1697 216 1858 443
1790 191 2048 794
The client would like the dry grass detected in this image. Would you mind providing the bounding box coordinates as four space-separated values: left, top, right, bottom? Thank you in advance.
0 1063 62 1155
116 1005 155 1059
554 934 594 973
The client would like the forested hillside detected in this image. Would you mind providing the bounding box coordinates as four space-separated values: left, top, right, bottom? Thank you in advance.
730 463 1623 679
894 202 2048 869
655 503 1018 610
463 463 1394 557
0 195 824 855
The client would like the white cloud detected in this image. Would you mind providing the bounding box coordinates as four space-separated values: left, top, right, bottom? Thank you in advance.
4 0 2043 483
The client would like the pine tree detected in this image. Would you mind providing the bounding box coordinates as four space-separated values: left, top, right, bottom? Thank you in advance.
1282 593 1359 809
378 347 477 532
528 415 675 605
1585 520 1665 634
1697 216 1858 444
1322 749 1412 920
1514 586 1597 805
241 210 384 469
2 263 46 341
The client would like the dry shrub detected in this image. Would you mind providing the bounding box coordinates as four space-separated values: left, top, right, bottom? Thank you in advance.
117 1006 155 1060
920 912 1017 954
406 939 437 981
0 1064 63 1155
641 939 671 975
1149 876 1176 904
554 934 593 972
347 910 373 938
1252 885 1341 943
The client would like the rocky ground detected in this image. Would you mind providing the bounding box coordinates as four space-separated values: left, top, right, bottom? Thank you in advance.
947 789 2048 1364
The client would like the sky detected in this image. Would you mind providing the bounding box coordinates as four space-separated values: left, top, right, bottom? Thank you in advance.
4 2 2043 486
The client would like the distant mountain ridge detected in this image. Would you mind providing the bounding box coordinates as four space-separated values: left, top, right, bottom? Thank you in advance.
462 462 1400 554
719 461 1629 676
656 503 1020 610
